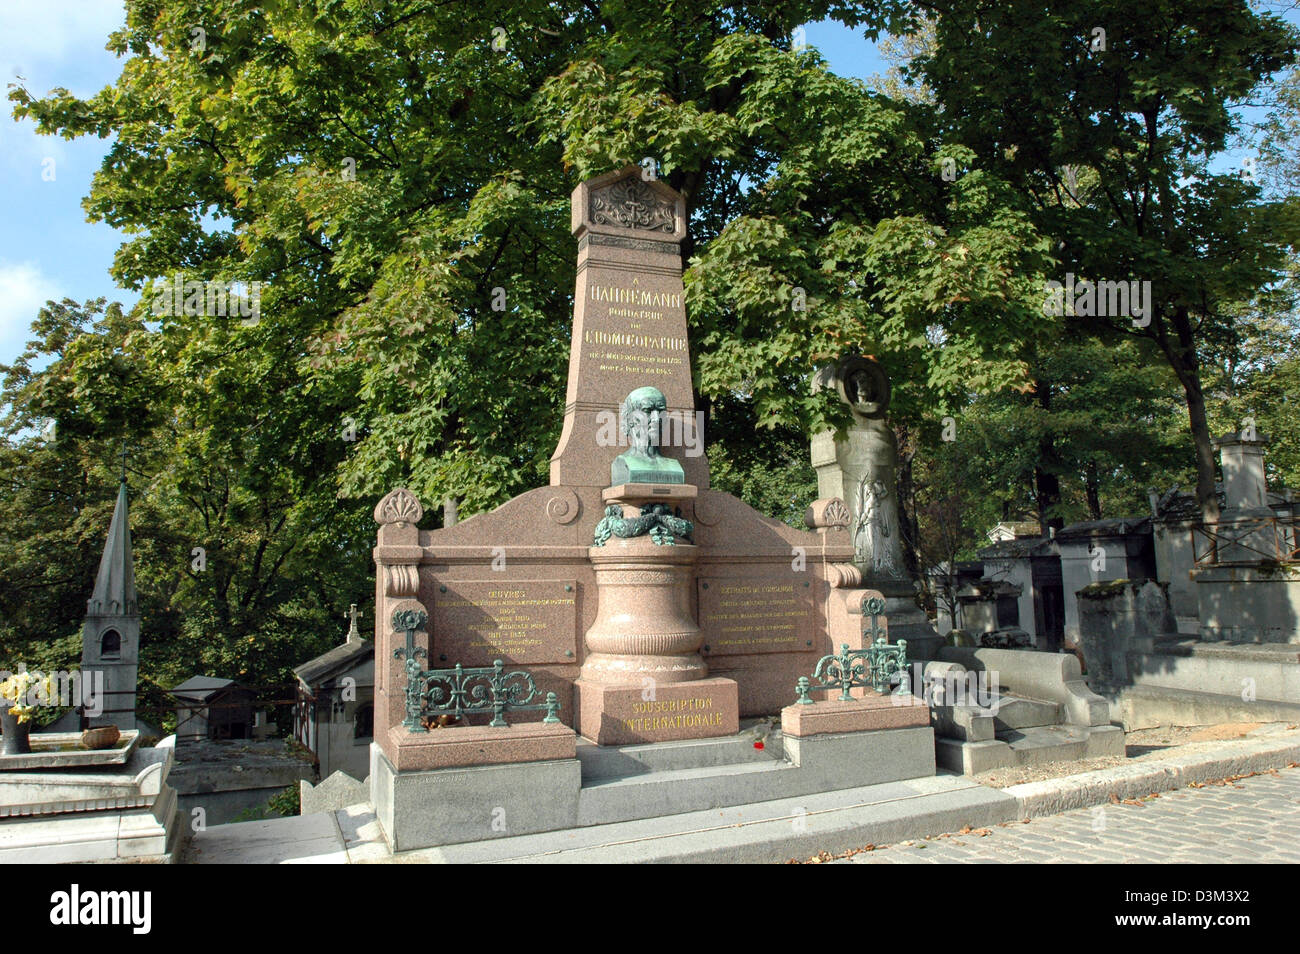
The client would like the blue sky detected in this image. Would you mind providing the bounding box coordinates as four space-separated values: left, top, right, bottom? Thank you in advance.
0 1 130 366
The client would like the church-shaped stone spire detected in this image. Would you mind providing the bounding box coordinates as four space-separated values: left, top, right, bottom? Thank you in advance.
86 477 138 616
80 460 141 730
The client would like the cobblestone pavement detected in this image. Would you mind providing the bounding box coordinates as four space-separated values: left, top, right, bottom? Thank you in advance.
840 767 1300 864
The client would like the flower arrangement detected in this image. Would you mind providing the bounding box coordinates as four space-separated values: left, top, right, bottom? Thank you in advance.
0 671 56 724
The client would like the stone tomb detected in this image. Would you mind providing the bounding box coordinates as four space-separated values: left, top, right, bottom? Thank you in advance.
370 167 931 851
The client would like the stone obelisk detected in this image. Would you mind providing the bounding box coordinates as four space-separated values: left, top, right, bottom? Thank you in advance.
561 166 738 744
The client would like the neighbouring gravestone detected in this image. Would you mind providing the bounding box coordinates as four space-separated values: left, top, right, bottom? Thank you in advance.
1192 431 1300 643
371 166 884 763
810 356 940 657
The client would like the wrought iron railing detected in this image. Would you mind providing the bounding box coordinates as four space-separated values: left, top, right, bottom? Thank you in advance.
1191 515 1300 566
391 609 560 731
795 596 908 703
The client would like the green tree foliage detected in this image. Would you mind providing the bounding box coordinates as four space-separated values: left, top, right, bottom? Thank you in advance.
914 0 1300 522
0 298 373 692
4 0 1297 686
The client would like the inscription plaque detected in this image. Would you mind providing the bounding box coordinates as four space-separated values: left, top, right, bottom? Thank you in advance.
432 579 578 666
697 578 817 655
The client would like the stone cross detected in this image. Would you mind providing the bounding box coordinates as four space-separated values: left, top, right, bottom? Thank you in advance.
346 604 362 643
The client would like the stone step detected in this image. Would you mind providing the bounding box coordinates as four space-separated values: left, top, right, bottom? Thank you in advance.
414 775 1017 864
928 692 1062 742
576 731 782 782
937 724 1125 775
574 724 936 827
578 759 797 827
1118 684 1300 730
997 724 1092 757
988 695 1062 731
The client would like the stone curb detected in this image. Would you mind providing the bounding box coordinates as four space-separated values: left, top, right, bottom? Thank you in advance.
1003 730 1300 818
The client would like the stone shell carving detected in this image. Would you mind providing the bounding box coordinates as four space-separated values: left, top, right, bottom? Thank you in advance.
805 497 851 529
375 488 423 525
589 176 676 233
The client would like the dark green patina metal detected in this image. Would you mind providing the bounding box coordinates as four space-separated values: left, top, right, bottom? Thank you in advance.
795 596 908 703
592 503 694 546
391 609 559 730
392 608 430 731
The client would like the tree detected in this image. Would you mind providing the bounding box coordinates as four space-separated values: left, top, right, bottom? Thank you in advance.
0 296 374 694
915 0 1300 523
10 1 1046 517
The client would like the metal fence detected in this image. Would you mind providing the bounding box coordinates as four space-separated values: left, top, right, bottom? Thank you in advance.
1191 514 1300 566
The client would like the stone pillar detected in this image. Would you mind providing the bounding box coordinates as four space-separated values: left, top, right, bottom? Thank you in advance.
1215 431 1269 511
549 167 708 489
372 488 428 759
1076 580 1173 688
810 356 940 657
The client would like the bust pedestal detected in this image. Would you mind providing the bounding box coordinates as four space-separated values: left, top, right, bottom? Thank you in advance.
573 483 739 744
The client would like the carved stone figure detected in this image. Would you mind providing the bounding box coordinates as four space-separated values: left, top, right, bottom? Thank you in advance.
811 356 904 581
810 354 941 656
856 477 904 577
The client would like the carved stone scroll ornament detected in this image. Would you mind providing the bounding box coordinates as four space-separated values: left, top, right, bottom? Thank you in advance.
374 487 423 526
546 488 581 525
589 177 676 233
828 563 863 588
384 564 420 598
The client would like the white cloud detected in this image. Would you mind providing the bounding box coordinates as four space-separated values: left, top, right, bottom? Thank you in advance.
0 260 64 360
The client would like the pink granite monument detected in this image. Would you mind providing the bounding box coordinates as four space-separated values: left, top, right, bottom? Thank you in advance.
372 166 887 762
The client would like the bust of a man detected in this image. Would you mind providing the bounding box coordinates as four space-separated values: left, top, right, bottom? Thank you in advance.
611 386 685 485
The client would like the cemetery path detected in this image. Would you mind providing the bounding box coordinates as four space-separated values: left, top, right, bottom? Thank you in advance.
835 765 1300 864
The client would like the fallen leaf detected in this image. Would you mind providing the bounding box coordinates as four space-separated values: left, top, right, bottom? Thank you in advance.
1108 793 1120 804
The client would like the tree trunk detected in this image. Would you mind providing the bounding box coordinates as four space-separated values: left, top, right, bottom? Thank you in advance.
1084 460 1102 520
894 426 920 580
1159 306 1221 524
1032 380 1066 534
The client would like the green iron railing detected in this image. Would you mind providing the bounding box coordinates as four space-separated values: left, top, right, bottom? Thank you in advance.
795 596 908 703
391 609 560 731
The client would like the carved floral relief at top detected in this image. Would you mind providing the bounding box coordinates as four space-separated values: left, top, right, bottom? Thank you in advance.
375 487 423 525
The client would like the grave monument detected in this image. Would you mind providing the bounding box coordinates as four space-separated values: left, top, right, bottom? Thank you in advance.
369 167 934 851
810 355 940 657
